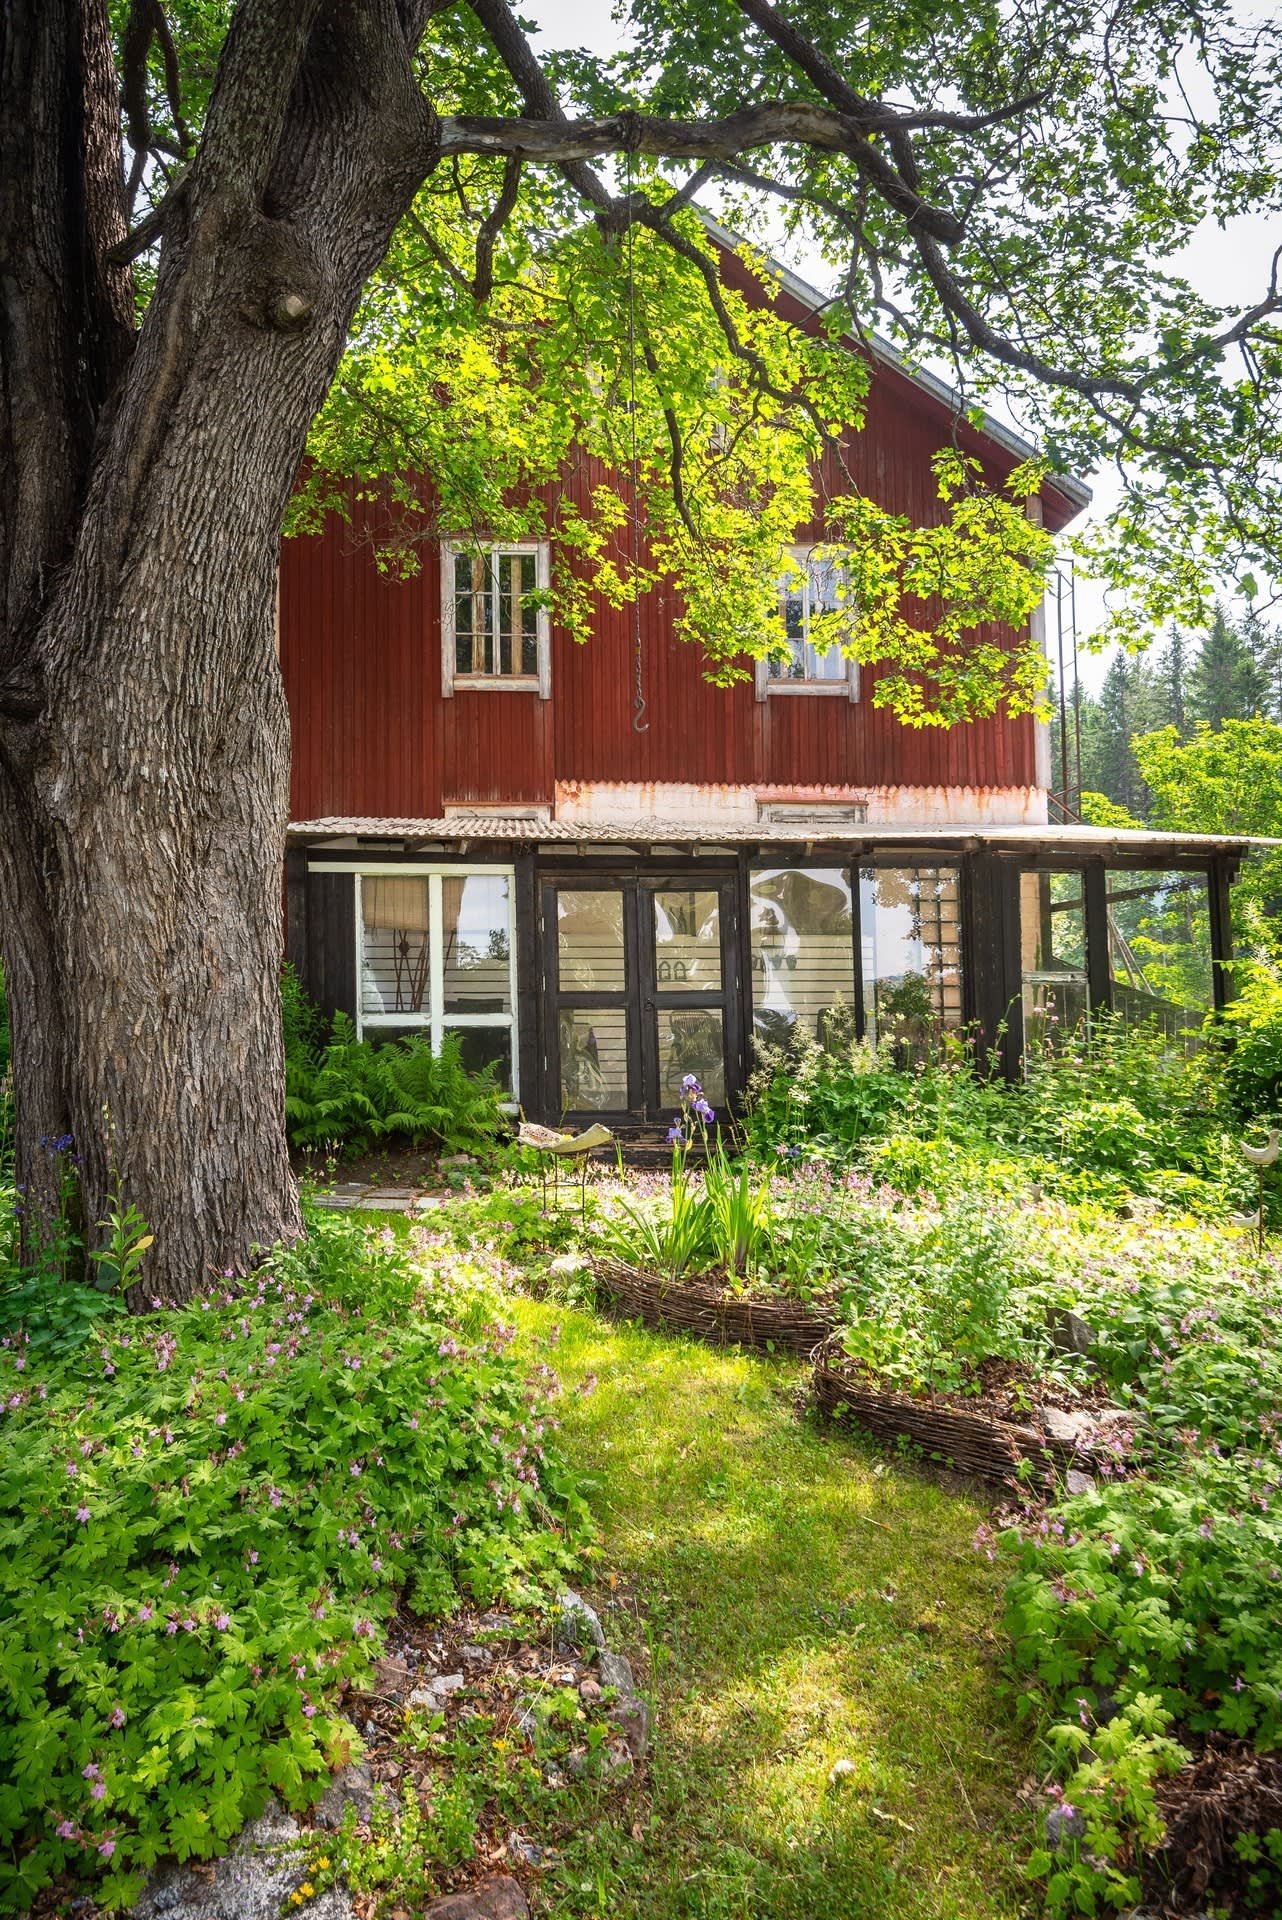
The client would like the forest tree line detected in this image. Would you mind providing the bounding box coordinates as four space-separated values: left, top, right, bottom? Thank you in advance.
1052 604 1282 953
1055 603 1282 819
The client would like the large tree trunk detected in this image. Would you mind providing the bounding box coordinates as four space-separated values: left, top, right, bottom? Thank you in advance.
0 0 437 1301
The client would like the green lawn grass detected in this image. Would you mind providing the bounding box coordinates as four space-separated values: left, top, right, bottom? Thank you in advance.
510 1296 1036 1919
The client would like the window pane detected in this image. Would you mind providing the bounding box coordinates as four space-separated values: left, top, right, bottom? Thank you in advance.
454 551 491 677
1020 871 1088 1051
362 878 431 1017
805 640 846 681
493 552 540 678
806 555 848 679
445 1024 512 1090
750 868 855 1050
441 874 510 1015
653 889 722 990
770 551 849 682
658 1009 724 1106
556 890 626 992
560 1009 627 1110
861 867 962 1045
771 565 807 679
363 1024 429 1047
1106 869 1212 1037
808 557 842 612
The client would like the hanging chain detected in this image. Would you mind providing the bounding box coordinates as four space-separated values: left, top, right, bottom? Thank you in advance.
625 145 649 733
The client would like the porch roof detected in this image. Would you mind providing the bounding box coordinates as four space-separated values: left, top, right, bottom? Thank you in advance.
289 814 1268 864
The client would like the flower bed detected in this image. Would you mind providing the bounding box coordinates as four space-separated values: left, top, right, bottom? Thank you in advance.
594 1256 837 1356
811 1337 1139 1484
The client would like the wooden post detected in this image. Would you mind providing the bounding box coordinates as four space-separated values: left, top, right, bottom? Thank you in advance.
961 852 1023 1079
1209 855 1237 1012
1083 860 1112 1019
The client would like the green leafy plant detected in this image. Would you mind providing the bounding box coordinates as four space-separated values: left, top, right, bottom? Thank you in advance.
701 1139 772 1281
602 1152 716 1280
0 1208 593 1912
87 1181 154 1295
284 1008 503 1158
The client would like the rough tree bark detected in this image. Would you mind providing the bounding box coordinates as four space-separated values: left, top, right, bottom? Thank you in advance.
0 0 438 1301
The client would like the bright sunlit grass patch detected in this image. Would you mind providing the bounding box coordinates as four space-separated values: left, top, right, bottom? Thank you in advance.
508 1297 1032 1920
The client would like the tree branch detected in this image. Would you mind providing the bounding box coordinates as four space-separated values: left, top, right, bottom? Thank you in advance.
439 105 966 242
472 155 522 301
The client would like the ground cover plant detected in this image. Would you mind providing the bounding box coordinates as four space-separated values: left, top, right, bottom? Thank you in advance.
992 1223 1282 1915
746 1014 1264 1219
0 1209 592 1912
526 1074 1282 1912
282 970 505 1159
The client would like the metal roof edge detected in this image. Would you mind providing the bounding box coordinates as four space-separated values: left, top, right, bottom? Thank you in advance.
288 816 1271 854
695 212 1093 515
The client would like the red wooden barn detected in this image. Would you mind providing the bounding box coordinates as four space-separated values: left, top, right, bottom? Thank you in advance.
281 226 1246 1125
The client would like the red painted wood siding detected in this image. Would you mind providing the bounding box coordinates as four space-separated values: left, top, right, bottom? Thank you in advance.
281 250 1053 820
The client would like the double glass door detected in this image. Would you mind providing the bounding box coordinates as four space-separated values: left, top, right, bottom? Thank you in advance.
544 878 738 1121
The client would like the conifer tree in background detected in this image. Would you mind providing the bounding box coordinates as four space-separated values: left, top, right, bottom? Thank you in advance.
1071 602 1282 818
1189 604 1271 729
1160 624 1190 736
1244 609 1282 723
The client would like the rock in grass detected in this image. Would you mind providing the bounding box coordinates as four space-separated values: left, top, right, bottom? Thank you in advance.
1048 1308 1095 1358
408 1672 466 1711
598 1648 634 1692
132 1801 355 1919
609 1694 651 1761
555 1589 606 1654
1045 1802 1087 1848
313 1761 376 1831
423 1876 529 1919
506 1832 547 1867
1042 1406 1097 1448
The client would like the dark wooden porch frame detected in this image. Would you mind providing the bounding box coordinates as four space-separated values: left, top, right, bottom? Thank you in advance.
288 837 1241 1121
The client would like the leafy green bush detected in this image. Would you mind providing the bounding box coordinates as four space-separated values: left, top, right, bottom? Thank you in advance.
746 1015 1250 1215
1218 962 1282 1123
835 1201 1061 1398
0 1209 591 1911
285 1010 503 1157
986 1216 1282 1913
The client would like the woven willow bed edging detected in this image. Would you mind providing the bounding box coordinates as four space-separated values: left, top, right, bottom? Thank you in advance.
811 1354 1057 1481
594 1257 837 1356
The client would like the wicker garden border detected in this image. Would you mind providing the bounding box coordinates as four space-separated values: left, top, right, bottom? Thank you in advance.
810 1337 1128 1483
594 1257 838 1356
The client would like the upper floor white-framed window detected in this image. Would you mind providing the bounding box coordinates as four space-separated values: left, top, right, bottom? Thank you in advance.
755 545 860 702
441 541 551 699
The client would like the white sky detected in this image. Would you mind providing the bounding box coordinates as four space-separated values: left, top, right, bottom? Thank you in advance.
522 0 1280 694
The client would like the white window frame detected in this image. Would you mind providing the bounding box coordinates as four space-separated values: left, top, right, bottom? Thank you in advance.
441 541 551 699
755 543 860 703
308 861 521 1097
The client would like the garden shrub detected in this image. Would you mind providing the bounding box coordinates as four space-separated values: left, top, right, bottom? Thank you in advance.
284 1006 504 1157
746 1014 1252 1216
1218 962 1282 1124
0 1208 591 1911
988 1221 1282 1912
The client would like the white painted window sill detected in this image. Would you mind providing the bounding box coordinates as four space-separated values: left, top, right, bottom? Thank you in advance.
451 676 543 692
764 681 854 695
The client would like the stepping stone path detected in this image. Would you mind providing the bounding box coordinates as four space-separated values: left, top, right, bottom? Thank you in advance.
311 1184 448 1212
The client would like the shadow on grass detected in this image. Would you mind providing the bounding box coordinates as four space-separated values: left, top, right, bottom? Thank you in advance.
511 1299 1037 1920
